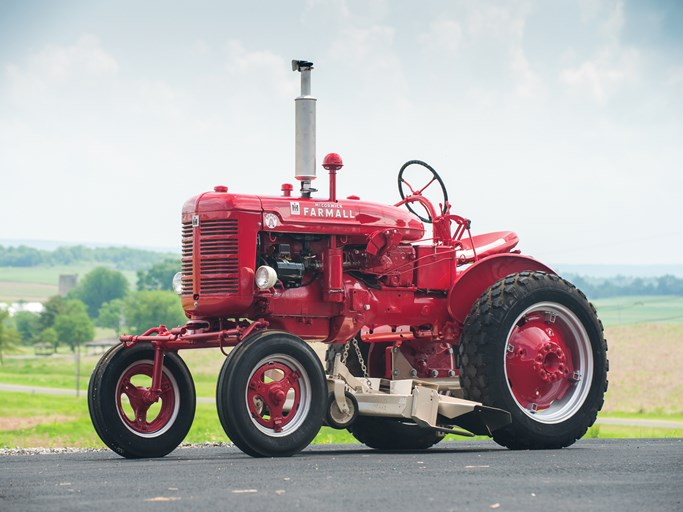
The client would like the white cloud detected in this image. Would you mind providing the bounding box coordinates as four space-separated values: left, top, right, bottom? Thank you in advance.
466 3 526 41
6 35 118 99
578 0 625 41
560 0 639 105
304 0 350 19
224 41 297 99
560 44 639 105
418 20 463 54
603 0 625 41
415 3 542 100
467 4 542 98
191 39 211 56
510 45 542 99
665 67 683 87
327 25 409 112
328 25 397 68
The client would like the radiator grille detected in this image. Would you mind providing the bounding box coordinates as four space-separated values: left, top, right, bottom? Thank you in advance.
181 218 239 295
181 222 193 295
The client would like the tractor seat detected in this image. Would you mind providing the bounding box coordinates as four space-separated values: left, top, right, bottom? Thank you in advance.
455 231 519 263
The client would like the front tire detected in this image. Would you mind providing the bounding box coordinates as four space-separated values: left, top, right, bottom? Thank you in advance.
459 271 608 449
88 343 196 458
216 331 326 457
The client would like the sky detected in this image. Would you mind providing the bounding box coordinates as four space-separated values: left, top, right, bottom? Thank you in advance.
0 0 681 266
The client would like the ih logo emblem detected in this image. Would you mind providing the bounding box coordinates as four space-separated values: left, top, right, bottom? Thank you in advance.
192 215 200 227
290 202 301 215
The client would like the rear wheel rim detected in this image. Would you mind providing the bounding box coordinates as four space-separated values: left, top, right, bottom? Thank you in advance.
116 360 180 438
504 302 593 424
245 354 311 436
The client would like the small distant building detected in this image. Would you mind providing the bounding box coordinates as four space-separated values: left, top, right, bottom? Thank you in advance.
34 343 54 356
84 339 119 355
59 274 78 296
3 302 45 315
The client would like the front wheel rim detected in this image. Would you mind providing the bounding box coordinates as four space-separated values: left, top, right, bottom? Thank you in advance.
245 353 312 437
504 302 593 424
115 360 180 438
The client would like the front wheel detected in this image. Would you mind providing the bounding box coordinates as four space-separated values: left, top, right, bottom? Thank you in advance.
216 331 326 457
88 342 196 458
459 271 608 449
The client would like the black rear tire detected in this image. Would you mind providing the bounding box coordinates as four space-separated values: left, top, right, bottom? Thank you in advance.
459 271 608 449
349 416 445 450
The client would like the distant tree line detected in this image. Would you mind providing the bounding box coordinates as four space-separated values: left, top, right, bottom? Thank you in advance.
0 244 177 270
566 274 683 299
4 260 184 359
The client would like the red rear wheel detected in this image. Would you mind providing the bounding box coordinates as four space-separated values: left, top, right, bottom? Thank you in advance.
459 272 608 449
504 302 593 424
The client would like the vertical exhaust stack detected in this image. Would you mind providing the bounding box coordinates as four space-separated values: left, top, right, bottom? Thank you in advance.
292 60 316 198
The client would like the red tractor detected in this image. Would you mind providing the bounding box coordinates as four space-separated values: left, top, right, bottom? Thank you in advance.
88 60 608 458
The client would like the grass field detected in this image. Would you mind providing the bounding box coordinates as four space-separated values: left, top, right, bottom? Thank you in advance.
600 323 683 414
1 390 681 449
592 296 683 326
0 392 358 449
1 320 682 448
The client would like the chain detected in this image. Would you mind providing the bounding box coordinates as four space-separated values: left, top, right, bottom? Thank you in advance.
341 340 350 365
340 337 370 379
352 337 369 379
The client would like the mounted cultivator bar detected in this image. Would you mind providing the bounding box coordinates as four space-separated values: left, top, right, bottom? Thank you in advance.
119 320 268 352
88 60 608 459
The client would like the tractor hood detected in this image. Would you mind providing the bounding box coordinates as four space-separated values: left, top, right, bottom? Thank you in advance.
182 186 425 241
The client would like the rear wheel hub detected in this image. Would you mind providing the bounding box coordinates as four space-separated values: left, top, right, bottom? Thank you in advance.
504 302 592 422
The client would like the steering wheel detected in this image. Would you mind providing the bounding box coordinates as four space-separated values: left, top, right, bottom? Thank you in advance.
397 160 449 223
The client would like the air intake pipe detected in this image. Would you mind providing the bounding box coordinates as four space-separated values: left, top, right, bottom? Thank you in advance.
292 60 316 198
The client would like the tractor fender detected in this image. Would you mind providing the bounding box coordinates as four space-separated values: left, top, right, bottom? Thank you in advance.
447 254 556 325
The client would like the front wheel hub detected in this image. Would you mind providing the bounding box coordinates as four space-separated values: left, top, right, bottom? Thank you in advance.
116 362 178 436
247 362 302 433
269 387 287 406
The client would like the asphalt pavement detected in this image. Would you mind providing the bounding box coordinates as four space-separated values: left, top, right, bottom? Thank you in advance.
1 439 682 512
